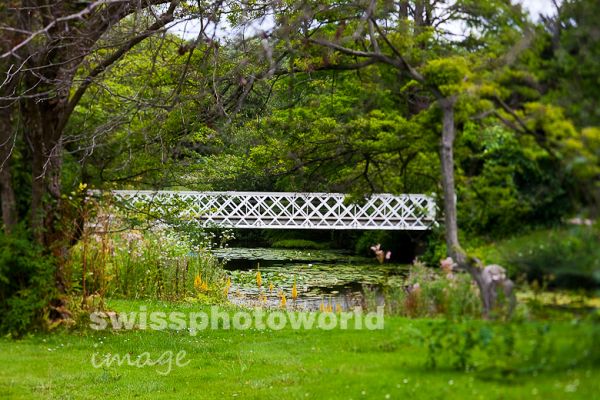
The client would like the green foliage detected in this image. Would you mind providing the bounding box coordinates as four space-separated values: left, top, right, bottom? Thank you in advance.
418 228 447 267
566 127 600 181
503 226 600 290
458 124 575 236
271 239 325 250
544 0 600 128
423 319 598 378
68 31 273 191
0 228 56 337
242 68 439 195
48 0 600 310
421 57 470 96
466 225 600 293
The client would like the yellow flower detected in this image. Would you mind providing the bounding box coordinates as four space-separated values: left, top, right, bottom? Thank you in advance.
201 281 208 292
280 292 287 308
268 282 274 292
194 273 202 290
335 304 342 314
224 277 231 296
319 301 325 312
291 280 298 300
256 270 262 287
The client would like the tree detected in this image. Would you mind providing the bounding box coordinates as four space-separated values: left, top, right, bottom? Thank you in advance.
254 0 534 315
542 0 600 128
0 1 188 240
240 67 439 194
70 35 277 191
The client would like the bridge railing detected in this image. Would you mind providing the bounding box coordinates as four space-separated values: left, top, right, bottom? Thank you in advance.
99 191 437 230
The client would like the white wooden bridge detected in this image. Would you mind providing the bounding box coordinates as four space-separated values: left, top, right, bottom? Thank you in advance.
106 191 436 230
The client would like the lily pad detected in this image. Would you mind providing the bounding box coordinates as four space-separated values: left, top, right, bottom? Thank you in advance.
215 247 410 310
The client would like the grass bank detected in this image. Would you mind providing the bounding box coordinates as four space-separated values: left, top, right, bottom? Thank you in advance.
0 299 598 399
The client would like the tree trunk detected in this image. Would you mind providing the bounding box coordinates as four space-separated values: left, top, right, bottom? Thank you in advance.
22 98 70 291
438 97 461 261
0 58 19 233
399 1 409 19
0 107 18 232
438 97 491 315
414 0 425 28
23 98 64 245
23 99 45 241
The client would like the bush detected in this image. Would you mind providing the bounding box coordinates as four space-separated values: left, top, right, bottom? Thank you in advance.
421 319 599 377
384 260 481 319
0 228 56 337
503 226 600 290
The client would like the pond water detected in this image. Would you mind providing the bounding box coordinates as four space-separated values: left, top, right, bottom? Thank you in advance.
212 247 409 310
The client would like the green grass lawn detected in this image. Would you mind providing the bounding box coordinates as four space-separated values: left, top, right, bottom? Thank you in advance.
0 300 598 399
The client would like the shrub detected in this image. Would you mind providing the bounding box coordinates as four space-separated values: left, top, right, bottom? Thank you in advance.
384 260 481 319
0 228 56 337
421 319 598 377
502 226 600 290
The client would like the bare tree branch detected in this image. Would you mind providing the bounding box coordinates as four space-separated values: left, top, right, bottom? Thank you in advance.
1 0 136 59
60 1 180 132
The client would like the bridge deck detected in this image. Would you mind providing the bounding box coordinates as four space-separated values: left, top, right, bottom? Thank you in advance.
107 191 436 230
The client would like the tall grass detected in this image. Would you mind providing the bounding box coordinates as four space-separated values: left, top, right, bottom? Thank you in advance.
67 227 226 302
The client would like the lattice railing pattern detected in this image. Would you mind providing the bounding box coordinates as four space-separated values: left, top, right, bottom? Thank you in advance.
106 191 436 230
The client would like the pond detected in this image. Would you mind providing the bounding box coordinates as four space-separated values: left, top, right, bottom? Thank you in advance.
212 247 409 311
